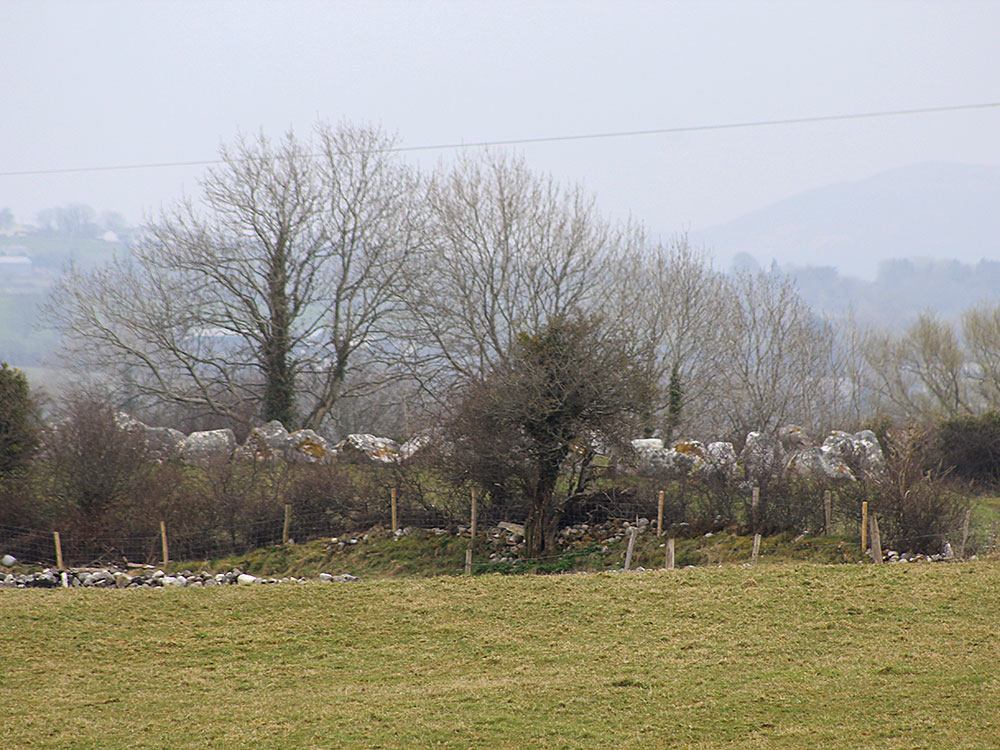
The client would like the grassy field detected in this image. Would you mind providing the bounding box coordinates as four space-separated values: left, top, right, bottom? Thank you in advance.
2 562 999 749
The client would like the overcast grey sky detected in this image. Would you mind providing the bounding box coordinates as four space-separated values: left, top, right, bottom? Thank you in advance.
3 1 999 248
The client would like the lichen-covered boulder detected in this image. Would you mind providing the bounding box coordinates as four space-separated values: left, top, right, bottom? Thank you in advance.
700 441 738 480
740 431 785 483
115 412 185 461
631 438 667 473
286 429 333 464
180 429 237 463
633 439 708 479
335 434 401 464
785 445 856 482
399 435 432 461
778 424 813 452
238 420 291 461
821 429 885 478
144 425 186 462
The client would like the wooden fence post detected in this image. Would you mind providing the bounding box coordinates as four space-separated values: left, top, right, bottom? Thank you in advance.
992 520 998 555
959 508 971 560
824 490 832 536
751 533 761 566
390 488 398 535
282 503 292 545
657 490 664 537
53 531 64 570
624 526 639 571
861 501 868 555
665 537 675 570
160 521 169 567
869 514 882 564
465 491 478 575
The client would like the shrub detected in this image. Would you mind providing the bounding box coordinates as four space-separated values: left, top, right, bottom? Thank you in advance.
933 411 1000 488
43 389 150 522
870 426 969 554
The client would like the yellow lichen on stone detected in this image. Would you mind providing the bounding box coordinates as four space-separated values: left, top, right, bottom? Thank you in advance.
298 438 326 459
673 440 706 458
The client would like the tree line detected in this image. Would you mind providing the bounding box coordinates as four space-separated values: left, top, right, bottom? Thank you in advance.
32 122 1000 555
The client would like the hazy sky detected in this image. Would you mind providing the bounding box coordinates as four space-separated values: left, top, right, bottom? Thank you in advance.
3 1 999 251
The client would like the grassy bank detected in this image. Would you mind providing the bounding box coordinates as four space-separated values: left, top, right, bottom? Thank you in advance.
3 562 999 748
175 527 866 580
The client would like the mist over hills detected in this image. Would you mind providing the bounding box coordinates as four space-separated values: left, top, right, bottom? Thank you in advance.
4 162 1000 372
690 162 1000 282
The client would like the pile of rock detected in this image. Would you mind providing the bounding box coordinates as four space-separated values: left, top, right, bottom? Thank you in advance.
633 426 886 484
0 566 360 589
115 412 430 467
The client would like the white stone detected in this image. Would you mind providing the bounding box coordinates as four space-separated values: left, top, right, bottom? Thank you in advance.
236 573 258 585
399 435 432 461
1 554 16 567
335 434 401 463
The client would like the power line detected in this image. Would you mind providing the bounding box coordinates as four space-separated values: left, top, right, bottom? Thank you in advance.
2 100 998 178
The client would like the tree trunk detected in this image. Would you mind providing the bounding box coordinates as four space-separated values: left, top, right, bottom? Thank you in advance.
263 245 296 426
524 451 565 558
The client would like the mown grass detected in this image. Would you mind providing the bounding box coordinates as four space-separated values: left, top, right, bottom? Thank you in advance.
3 562 999 748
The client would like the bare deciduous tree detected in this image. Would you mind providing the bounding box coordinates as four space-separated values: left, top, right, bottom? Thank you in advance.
46 123 423 432
962 302 1000 410
708 271 835 439
616 237 725 439
397 150 642 397
864 312 971 420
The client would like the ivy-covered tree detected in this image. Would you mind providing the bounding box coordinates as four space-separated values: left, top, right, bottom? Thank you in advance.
0 363 39 477
447 315 650 557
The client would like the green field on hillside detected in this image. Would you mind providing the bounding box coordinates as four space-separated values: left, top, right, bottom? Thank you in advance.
2 563 998 749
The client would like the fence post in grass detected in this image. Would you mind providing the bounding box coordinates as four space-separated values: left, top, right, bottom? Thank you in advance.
749 485 761 566
282 503 292 545
959 508 971 560
868 514 882 564
465 490 478 575
657 490 664 537
160 521 169 566
824 490 832 536
390 488 398 535
992 520 998 555
861 501 868 555
665 537 675 570
53 531 64 570
624 526 639 571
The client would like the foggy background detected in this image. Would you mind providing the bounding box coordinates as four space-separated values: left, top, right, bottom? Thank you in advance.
1 1 998 276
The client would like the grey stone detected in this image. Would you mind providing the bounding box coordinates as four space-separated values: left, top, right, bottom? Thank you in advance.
180 429 237 463
335 433 401 464
286 429 334 464
1 554 16 567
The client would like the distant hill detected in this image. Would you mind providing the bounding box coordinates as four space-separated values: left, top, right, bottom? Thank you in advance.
690 162 1000 280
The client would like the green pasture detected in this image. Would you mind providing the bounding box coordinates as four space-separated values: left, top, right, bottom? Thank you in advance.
3 562 999 748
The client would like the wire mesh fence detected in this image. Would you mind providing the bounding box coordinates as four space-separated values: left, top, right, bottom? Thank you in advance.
2 485 996 569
